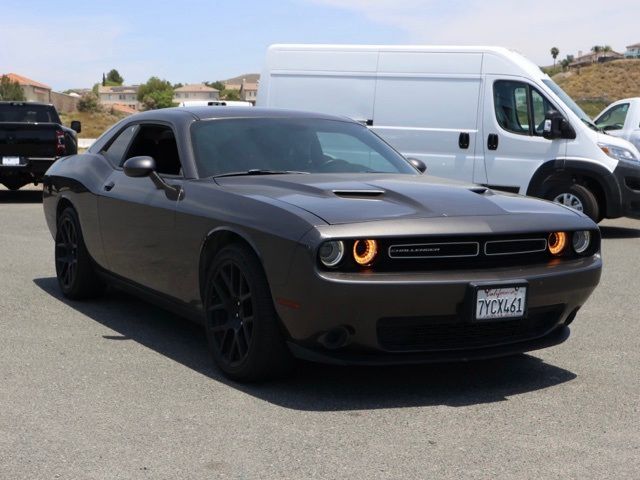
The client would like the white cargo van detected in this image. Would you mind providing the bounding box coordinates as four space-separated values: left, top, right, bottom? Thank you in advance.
257 44 640 222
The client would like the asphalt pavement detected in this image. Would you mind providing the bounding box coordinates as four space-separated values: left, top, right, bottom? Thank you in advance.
1 186 639 479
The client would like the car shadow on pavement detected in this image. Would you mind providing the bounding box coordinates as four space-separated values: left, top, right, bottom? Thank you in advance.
0 190 42 203
600 225 640 239
34 276 577 411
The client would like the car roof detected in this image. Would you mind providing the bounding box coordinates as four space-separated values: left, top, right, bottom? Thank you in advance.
0 101 55 107
131 106 358 123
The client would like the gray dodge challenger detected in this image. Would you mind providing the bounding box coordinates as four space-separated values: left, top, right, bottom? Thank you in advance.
42 107 602 381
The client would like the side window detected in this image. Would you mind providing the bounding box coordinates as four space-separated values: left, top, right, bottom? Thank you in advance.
102 124 139 165
494 81 529 135
124 124 182 176
316 132 395 172
594 103 629 131
494 81 555 137
531 89 553 136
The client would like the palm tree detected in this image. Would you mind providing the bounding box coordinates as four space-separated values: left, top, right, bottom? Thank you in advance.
550 47 560 66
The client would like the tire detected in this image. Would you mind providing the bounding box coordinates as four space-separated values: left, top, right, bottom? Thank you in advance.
546 183 601 222
2 181 26 191
55 207 105 299
204 244 293 382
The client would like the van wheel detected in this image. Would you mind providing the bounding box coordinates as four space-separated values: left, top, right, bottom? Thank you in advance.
546 184 600 222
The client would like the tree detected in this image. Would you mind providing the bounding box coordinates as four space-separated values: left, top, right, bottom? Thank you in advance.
106 69 124 85
102 73 106 86
550 47 559 66
603 45 612 53
78 92 102 113
0 75 25 101
211 81 226 91
137 77 175 110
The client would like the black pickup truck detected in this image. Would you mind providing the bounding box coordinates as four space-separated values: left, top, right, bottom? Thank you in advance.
0 102 81 190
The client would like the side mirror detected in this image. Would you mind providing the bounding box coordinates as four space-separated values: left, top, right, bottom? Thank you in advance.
123 156 156 177
70 120 81 134
407 157 427 174
543 110 576 140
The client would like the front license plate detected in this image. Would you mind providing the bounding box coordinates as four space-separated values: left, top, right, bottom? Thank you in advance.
475 285 527 321
1 156 20 166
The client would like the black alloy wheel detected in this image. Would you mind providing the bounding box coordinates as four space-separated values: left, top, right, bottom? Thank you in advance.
204 244 292 381
55 207 105 299
207 259 255 366
56 213 79 291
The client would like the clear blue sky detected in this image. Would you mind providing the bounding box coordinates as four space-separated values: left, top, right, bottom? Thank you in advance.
2 0 637 90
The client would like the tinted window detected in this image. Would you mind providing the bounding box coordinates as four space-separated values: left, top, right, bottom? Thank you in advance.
125 125 182 176
191 118 416 177
103 124 138 165
0 104 60 123
595 103 629 131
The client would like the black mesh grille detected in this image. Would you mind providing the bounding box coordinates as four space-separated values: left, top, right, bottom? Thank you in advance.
377 305 565 352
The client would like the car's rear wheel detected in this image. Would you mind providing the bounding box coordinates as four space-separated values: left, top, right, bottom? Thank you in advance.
204 244 292 381
546 183 601 222
55 207 105 299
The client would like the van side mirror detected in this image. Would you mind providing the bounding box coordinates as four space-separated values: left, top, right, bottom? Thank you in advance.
407 157 427 174
123 156 156 177
543 110 576 140
70 120 81 134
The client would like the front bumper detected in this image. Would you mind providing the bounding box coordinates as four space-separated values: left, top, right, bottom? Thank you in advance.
273 250 601 364
613 161 640 219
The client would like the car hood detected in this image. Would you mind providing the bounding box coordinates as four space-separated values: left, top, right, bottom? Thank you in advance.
214 173 577 225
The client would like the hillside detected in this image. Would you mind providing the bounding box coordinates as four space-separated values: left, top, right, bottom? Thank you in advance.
60 110 129 139
221 73 259 85
552 59 640 117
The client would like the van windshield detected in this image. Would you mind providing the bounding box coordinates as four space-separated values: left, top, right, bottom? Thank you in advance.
542 79 598 130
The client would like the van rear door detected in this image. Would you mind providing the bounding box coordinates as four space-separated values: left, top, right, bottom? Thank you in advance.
372 51 483 182
481 76 566 192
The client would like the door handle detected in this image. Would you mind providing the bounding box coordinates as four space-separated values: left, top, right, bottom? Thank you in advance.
103 181 115 192
487 133 499 151
459 132 470 149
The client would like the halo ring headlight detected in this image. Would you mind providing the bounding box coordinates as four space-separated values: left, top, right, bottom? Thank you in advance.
548 232 567 256
572 230 591 254
319 240 345 267
353 239 378 266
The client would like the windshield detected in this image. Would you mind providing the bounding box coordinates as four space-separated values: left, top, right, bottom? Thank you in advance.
0 104 60 123
541 79 597 130
191 118 417 177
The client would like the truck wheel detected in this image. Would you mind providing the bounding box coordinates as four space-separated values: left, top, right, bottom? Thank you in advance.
204 244 293 382
546 184 600 222
55 207 105 299
2 181 26 191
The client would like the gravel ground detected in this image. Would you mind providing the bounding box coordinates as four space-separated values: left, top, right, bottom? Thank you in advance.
0 186 638 479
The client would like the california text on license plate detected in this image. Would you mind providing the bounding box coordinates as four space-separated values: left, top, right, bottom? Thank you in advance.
475 286 527 321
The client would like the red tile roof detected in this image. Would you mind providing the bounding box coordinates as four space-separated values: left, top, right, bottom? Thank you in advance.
1 73 51 90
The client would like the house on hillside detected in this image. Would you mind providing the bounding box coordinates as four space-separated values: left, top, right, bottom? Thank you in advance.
173 84 219 103
569 50 624 69
625 43 640 59
1 73 52 102
98 85 140 111
239 79 258 104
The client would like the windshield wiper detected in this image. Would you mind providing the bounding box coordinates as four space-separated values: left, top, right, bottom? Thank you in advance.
581 118 602 133
212 169 310 178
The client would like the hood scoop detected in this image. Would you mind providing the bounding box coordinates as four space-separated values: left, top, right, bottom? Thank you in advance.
468 186 493 195
332 189 385 198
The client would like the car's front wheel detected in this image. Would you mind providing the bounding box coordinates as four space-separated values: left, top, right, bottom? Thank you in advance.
55 207 105 299
204 244 292 381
